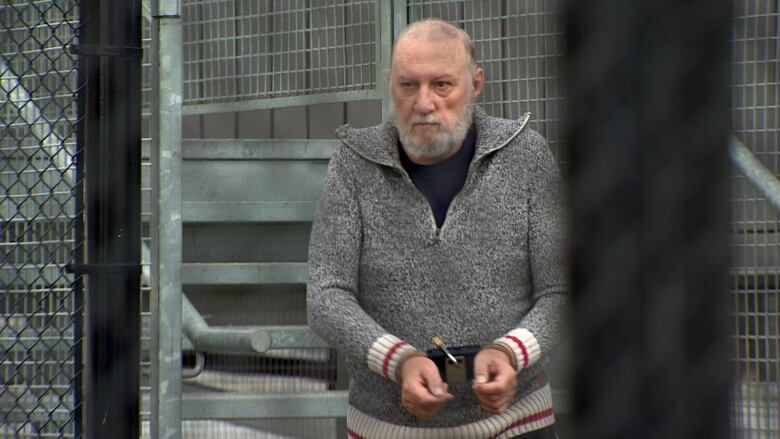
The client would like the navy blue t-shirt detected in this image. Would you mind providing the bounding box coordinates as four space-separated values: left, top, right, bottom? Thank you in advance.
399 125 477 228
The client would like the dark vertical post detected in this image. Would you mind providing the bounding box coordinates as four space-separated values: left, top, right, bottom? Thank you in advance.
565 1 732 438
73 35 87 439
77 0 142 437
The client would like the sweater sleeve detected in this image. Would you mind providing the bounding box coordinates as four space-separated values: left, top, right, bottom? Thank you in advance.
494 137 569 373
307 148 417 383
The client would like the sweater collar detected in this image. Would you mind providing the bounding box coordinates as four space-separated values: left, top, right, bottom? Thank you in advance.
335 106 531 168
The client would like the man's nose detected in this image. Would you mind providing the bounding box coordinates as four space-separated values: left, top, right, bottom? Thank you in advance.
413 86 436 114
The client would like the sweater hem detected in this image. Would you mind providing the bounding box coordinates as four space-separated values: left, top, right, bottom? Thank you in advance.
346 384 554 439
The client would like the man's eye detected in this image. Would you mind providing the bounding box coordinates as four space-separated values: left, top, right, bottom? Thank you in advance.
434 81 451 89
400 82 415 89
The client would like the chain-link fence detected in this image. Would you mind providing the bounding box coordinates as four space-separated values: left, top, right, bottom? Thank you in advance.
0 1 82 437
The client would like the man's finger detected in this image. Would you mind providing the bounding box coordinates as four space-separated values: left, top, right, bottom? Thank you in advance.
420 365 447 397
473 352 491 384
405 382 439 405
475 379 508 394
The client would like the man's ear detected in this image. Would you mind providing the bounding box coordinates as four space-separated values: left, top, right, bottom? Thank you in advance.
472 67 484 98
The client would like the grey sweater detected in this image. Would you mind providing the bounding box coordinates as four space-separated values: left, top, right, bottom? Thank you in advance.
308 108 568 438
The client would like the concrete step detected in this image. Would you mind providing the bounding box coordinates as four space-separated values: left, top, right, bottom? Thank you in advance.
181 139 339 160
179 391 349 420
168 139 337 225
143 138 339 160
182 262 308 285
183 200 316 223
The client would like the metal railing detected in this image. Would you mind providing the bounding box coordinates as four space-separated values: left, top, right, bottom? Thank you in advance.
731 136 780 213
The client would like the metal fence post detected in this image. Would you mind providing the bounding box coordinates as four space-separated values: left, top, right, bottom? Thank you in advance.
565 0 733 437
377 0 398 120
76 0 143 438
149 0 183 437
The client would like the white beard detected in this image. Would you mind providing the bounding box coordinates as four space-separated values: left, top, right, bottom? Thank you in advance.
393 98 474 162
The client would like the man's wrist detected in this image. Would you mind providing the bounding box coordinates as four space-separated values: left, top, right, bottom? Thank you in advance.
482 343 518 370
394 351 427 383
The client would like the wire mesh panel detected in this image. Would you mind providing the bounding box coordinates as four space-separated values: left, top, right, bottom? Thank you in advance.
407 0 565 160
730 1 780 437
0 1 81 437
140 14 154 437
182 0 377 107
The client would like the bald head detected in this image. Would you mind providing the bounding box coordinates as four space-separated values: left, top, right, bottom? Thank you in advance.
393 19 477 72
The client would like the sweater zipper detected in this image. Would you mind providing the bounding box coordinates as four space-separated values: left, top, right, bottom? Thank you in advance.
437 112 533 240
398 168 440 238
336 136 442 238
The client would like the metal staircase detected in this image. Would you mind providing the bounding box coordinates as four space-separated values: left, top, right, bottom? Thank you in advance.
138 1 573 437
175 138 347 423
141 1 391 435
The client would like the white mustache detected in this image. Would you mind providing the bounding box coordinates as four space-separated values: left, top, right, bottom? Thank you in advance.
410 114 441 124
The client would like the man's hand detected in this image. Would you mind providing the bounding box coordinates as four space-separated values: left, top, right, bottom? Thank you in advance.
399 355 454 420
472 347 517 413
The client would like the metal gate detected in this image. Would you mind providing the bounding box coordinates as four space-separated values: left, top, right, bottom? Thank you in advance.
141 1 779 438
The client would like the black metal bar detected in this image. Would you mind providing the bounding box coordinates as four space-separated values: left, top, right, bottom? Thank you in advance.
77 0 142 437
565 1 732 438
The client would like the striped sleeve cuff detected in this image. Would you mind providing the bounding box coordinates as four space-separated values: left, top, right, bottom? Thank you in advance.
494 328 541 371
366 334 418 383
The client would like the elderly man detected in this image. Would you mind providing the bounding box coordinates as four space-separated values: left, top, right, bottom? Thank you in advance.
308 19 567 439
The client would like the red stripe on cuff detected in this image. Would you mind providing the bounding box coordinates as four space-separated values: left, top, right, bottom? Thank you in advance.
504 335 529 369
382 341 406 379
347 430 366 439
490 407 554 439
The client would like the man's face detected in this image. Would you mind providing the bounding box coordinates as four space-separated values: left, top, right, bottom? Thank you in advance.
390 36 483 164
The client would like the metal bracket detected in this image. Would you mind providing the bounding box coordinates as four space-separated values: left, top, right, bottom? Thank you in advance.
68 44 143 58
65 263 141 275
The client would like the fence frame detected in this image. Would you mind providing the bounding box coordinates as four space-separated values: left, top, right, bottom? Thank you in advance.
147 0 184 437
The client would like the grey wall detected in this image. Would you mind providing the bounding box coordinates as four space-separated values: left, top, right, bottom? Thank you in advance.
183 100 381 139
